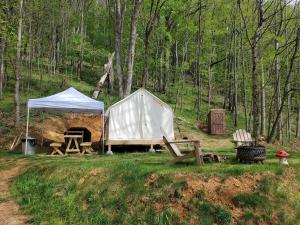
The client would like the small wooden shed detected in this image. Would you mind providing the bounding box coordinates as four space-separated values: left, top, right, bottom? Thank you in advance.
208 109 225 135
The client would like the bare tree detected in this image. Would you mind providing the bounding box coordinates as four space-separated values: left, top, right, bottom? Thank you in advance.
297 102 300 138
0 38 5 99
238 0 277 140
142 0 166 87
115 0 126 97
260 60 266 136
124 0 143 96
15 0 24 127
267 28 300 142
78 0 85 80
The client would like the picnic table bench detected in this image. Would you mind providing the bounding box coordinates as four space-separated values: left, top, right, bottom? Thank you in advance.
64 134 83 154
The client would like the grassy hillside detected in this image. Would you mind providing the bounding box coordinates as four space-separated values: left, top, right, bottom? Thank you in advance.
0 68 249 149
4 150 300 225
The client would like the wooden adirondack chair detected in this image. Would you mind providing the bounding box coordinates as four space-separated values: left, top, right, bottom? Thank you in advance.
162 134 203 165
232 129 254 147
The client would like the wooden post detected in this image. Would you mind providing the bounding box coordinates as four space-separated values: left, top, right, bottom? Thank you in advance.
149 144 155 153
194 140 203 165
107 145 113 155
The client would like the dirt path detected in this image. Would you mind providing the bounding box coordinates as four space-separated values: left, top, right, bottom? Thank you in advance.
0 159 28 225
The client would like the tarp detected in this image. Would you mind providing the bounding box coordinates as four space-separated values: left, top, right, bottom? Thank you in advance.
28 87 104 113
106 88 174 141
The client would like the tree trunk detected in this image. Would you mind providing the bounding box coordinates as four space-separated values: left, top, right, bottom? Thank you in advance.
223 53 228 109
159 49 164 91
296 103 300 138
115 0 125 97
124 0 142 96
142 38 149 87
251 44 260 140
196 0 202 121
233 13 238 127
27 3 33 91
274 40 282 141
78 0 85 80
260 61 266 136
15 0 24 127
0 38 5 99
267 28 299 142
208 48 215 109
163 46 170 94
240 22 248 130
250 0 264 140
142 0 166 87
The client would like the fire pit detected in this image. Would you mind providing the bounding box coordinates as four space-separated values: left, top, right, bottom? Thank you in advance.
236 145 266 164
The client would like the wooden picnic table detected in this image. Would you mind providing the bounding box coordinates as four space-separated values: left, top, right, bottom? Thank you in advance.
64 134 83 154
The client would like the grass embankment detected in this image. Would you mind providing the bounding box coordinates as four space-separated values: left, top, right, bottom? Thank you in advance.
6 148 300 225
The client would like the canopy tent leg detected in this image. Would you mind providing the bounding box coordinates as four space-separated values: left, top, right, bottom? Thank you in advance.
25 106 30 155
102 111 105 154
41 111 44 146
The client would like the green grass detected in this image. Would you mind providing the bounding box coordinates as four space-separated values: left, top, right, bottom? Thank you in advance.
0 149 296 225
0 152 24 170
233 193 269 208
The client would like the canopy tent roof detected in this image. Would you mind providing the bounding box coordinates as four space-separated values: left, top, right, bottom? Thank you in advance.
28 87 104 114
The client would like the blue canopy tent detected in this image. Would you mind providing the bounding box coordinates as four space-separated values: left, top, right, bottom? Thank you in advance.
25 87 104 154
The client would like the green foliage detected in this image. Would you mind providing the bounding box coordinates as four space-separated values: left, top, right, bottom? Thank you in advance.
233 193 269 208
215 206 232 225
259 178 272 194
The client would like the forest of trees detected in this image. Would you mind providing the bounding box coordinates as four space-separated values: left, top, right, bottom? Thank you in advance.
0 0 299 143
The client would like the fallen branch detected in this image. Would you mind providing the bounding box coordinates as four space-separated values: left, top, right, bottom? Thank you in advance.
10 132 23 151
92 52 115 99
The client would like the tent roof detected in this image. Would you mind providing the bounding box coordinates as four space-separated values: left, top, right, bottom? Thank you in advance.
28 87 104 114
106 88 172 114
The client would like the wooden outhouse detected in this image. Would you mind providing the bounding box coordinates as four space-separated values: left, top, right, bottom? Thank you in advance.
208 109 225 135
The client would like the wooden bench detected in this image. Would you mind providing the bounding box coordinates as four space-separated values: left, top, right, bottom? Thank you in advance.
80 142 94 155
232 129 254 147
50 143 64 155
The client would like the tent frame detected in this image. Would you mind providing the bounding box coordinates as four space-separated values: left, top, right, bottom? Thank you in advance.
25 88 105 155
25 107 105 155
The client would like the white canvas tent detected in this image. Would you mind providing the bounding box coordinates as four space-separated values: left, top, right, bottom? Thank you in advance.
105 88 174 153
25 87 104 154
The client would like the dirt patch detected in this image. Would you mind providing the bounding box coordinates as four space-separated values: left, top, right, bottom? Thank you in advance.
176 128 233 149
150 173 263 223
175 173 262 221
0 159 29 225
78 168 105 185
32 114 103 143
144 174 164 188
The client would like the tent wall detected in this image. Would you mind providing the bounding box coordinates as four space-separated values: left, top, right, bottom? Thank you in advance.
107 89 174 142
